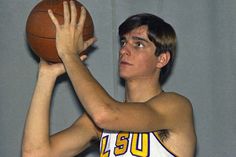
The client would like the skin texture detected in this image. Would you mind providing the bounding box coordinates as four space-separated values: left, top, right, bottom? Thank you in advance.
22 1 196 157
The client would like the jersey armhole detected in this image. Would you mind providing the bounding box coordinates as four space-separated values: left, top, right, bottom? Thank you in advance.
153 132 178 157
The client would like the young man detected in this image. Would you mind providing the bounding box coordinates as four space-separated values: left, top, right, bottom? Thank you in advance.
22 1 196 157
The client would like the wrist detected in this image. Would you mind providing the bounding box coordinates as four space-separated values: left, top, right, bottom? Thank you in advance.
37 70 57 83
60 53 81 62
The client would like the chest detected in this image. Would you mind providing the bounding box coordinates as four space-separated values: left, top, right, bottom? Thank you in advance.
100 131 176 157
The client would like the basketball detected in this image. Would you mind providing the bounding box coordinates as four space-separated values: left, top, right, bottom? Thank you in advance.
26 0 94 63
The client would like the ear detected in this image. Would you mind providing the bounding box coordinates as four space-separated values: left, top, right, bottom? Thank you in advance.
156 51 171 68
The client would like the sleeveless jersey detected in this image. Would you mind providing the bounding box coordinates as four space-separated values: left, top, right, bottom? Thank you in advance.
100 130 176 157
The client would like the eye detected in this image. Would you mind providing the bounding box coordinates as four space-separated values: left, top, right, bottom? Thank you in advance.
134 41 144 48
120 39 127 47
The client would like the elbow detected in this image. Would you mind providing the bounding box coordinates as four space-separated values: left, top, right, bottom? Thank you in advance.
22 144 50 157
22 150 50 157
93 111 109 129
92 103 119 129
22 143 33 157
22 151 37 157
22 148 36 157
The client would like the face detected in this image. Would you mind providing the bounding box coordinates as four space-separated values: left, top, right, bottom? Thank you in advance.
119 25 159 80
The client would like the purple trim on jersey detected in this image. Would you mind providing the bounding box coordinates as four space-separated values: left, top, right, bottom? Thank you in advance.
152 132 177 157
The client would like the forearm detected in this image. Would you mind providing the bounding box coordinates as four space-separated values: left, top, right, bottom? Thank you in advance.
48 0 115 128
22 74 56 154
61 54 114 119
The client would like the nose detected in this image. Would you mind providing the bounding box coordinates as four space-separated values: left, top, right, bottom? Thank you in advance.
120 44 131 56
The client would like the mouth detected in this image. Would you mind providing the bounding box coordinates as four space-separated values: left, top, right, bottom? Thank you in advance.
120 61 132 66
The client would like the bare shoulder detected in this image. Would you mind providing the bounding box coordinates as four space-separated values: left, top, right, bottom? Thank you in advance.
148 92 196 156
147 92 194 130
149 92 193 112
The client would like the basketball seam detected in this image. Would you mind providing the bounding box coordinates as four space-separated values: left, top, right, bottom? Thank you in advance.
27 31 93 39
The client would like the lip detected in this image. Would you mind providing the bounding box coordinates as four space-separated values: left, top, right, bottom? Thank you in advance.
120 61 132 66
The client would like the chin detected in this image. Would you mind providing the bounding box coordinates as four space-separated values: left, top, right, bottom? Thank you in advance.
119 68 138 80
119 72 135 80
119 71 128 79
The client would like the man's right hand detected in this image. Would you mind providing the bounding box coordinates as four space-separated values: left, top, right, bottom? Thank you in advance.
38 59 65 80
38 54 87 80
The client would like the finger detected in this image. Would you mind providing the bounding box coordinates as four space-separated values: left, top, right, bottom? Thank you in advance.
83 37 96 50
39 58 45 64
48 9 60 29
77 7 86 30
63 1 70 25
70 0 77 26
80 55 88 61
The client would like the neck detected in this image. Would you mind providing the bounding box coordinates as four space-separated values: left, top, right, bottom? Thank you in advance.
124 76 162 102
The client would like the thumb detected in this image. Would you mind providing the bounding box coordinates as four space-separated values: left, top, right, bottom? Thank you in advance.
80 55 88 61
82 37 97 51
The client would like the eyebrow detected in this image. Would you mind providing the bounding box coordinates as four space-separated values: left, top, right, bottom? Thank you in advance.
132 36 149 43
120 36 149 43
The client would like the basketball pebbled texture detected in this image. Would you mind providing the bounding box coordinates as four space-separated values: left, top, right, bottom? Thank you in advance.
26 0 94 62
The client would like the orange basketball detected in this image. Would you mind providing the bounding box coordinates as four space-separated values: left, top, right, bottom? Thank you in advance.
26 0 94 62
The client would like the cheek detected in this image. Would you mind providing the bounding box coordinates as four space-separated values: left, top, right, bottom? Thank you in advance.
137 56 157 71
139 64 157 75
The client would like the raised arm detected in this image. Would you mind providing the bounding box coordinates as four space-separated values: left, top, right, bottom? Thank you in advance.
48 0 194 133
22 60 100 157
